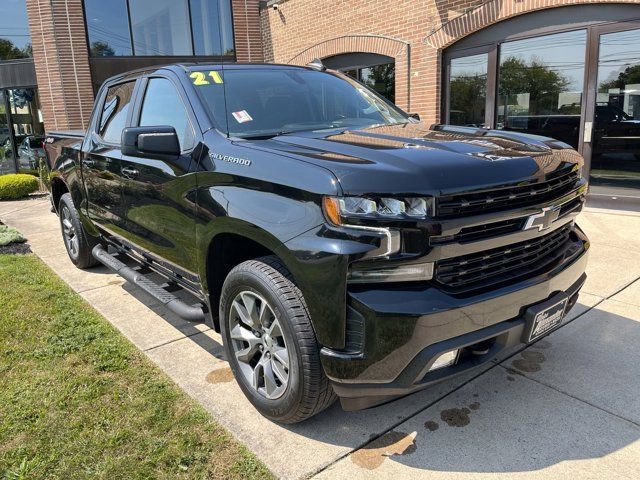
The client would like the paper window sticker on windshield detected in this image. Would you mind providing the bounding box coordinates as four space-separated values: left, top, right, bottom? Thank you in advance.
232 110 253 123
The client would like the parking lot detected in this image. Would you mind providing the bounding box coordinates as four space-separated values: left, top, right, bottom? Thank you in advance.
1 198 638 479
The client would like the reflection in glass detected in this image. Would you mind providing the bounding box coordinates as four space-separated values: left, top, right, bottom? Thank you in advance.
591 28 640 193
84 0 132 56
449 53 488 127
497 30 587 148
100 82 135 144
7 89 45 174
190 0 235 56
343 63 396 103
0 91 16 174
0 0 31 60
129 0 191 56
140 78 194 151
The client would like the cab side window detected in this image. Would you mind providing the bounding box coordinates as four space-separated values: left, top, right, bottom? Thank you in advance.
100 81 135 144
139 78 195 152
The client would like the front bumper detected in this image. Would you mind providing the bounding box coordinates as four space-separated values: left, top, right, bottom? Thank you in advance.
321 225 589 411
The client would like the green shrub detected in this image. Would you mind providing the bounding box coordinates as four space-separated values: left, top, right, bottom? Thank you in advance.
39 158 51 190
0 225 25 246
0 173 39 200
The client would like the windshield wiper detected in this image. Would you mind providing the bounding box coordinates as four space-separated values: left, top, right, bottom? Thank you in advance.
236 130 301 140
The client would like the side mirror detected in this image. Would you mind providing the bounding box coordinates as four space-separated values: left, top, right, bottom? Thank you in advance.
408 113 421 121
121 126 180 160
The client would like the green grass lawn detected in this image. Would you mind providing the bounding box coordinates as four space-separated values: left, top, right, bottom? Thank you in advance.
0 254 273 479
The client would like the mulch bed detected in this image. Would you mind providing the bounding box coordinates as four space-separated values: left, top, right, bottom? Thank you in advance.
0 219 32 255
0 242 32 255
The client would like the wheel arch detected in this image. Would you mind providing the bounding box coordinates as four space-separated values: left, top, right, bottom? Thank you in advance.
200 223 304 332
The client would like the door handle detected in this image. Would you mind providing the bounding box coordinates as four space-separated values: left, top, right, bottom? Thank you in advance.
121 166 140 179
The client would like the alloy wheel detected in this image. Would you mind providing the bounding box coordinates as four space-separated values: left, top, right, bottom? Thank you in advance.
61 206 79 258
228 291 290 399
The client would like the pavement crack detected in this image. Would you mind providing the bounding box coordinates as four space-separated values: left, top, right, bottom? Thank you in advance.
496 364 640 429
143 329 210 352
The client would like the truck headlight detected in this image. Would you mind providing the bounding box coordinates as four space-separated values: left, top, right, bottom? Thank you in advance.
323 196 434 225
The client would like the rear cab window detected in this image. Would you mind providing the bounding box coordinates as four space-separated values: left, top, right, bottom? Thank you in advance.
99 81 136 144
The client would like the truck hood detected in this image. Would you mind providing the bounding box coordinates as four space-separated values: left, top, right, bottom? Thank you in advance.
242 123 583 196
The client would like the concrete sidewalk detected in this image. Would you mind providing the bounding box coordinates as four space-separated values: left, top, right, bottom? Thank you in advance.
1 197 639 479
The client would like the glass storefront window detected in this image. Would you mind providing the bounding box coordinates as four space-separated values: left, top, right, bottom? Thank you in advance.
0 88 44 175
0 0 31 60
448 53 488 127
190 0 235 56
343 63 396 103
0 91 15 174
496 30 587 148
591 28 640 193
83 0 236 58
129 0 192 56
84 0 133 56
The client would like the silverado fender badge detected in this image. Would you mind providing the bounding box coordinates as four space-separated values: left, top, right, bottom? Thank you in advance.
209 152 251 166
523 205 561 231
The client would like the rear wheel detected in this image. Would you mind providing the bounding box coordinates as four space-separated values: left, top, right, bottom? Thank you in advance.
59 193 99 269
219 256 336 423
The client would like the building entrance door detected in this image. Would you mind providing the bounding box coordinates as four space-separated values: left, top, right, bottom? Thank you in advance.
583 23 640 200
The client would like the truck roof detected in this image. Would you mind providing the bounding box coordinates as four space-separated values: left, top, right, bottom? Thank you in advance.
102 62 316 86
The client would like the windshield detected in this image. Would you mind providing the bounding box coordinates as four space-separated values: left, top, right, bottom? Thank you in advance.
189 67 408 138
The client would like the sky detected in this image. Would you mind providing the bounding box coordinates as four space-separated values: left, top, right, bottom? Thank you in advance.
0 0 30 49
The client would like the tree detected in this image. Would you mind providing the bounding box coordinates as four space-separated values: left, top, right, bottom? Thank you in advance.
498 56 571 115
450 73 487 125
600 64 640 92
90 41 115 57
0 38 30 61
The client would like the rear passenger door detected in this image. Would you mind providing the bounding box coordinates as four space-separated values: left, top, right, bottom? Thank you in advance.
84 80 137 231
118 75 200 276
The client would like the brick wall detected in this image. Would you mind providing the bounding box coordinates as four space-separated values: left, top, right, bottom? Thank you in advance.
232 0 264 62
26 0 94 131
261 0 640 125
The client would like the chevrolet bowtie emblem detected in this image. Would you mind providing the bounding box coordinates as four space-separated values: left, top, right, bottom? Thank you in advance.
523 206 561 231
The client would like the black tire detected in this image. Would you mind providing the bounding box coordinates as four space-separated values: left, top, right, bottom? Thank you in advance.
59 193 100 269
219 255 336 423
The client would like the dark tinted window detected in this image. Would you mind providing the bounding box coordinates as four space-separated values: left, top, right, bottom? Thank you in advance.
343 63 395 103
448 53 488 127
100 82 135 144
129 0 191 55
496 30 587 148
84 0 132 56
139 78 195 151
190 68 407 138
190 0 235 56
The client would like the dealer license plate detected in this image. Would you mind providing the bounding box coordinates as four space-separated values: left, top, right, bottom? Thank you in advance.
523 297 569 343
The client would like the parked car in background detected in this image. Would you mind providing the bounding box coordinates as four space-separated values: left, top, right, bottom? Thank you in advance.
17 135 45 170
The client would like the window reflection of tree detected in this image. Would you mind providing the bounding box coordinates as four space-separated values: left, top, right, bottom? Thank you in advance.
498 56 571 118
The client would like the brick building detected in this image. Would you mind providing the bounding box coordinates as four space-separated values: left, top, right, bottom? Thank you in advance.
0 0 639 196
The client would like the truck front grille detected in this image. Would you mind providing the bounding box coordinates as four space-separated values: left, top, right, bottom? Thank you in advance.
436 168 579 218
435 224 574 293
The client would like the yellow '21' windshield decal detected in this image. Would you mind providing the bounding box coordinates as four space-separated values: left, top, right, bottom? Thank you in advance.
189 71 223 85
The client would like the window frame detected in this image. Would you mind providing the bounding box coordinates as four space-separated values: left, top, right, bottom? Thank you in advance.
133 74 199 154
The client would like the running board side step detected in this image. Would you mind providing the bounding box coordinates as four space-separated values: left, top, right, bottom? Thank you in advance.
92 245 205 322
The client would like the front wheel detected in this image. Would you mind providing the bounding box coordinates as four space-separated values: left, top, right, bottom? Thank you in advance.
219 256 336 423
59 193 100 269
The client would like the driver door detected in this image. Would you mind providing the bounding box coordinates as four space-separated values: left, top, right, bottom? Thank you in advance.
118 75 200 277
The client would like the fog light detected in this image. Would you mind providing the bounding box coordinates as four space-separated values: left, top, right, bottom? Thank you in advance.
429 350 459 371
347 262 434 283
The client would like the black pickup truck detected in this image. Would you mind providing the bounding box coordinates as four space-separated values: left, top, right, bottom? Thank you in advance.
44 62 589 423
